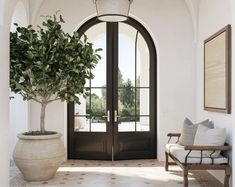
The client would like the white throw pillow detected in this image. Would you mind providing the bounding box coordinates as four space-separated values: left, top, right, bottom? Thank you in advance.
178 118 214 146
194 125 226 157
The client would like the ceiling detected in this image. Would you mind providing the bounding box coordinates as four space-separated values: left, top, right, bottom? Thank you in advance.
29 0 200 40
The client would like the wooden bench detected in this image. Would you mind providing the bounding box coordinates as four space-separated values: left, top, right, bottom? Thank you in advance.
165 133 231 187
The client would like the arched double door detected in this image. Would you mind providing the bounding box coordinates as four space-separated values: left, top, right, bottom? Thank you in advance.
68 17 157 160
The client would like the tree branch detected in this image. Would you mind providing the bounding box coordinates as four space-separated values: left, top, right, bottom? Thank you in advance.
19 92 41 103
31 97 42 103
47 97 60 104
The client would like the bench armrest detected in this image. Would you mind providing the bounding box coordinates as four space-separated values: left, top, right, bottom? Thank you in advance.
167 133 181 137
183 144 231 165
167 133 181 143
184 145 231 151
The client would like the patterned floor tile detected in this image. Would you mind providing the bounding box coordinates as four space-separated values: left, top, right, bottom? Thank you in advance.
10 159 223 187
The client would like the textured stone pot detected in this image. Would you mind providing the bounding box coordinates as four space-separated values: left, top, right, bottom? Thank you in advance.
13 133 65 181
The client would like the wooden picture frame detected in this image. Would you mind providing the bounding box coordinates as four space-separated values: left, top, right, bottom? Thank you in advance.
204 25 231 114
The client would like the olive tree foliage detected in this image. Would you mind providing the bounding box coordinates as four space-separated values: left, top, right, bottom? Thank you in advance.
10 14 101 133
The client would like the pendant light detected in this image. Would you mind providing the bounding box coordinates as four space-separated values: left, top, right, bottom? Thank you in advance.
93 0 133 22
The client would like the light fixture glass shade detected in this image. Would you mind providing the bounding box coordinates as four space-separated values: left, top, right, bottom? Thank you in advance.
94 0 133 22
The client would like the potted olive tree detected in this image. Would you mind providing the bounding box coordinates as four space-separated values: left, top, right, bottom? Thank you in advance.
10 14 101 181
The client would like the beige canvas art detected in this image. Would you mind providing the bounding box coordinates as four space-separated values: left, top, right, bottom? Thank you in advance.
204 25 231 113
205 32 226 108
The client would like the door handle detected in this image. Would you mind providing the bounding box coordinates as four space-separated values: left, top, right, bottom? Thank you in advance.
102 110 110 122
114 110 120 122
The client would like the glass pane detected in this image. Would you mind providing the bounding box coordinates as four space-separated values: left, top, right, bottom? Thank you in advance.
118 117 135 132
84 22 106 88
136 116 149 132
118 88 135 116
118 22 137 87
91 48 106 87
85 77 90 88
91 116 106 132
74 116 90 132
136 88 149 115
90 88 106 117
137 34 149 87
74 93 90 115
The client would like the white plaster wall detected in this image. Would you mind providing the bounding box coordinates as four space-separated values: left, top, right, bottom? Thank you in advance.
0 25 10 187
0 0 17 185
9 95 28 159
32 0 196 161
184 0 199 41
231 0 235 185
196 0 232 183
131 0 196 161
0 0 4 26
9 0 29 160
28 0 44 24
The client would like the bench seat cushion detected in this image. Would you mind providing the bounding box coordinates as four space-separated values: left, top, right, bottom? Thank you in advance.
166 143 228 164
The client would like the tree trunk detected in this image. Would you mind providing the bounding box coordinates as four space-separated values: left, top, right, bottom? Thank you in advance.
40 102 47 133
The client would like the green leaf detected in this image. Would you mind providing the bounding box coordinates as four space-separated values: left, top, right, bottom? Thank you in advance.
59 15 65 23
10 13 102 106
26 51 34 59
95 48 102 52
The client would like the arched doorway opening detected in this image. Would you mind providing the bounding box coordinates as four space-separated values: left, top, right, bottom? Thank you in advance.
68 17 157 160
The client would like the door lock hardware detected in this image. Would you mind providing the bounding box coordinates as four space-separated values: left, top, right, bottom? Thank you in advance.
114 110 120 122
102 110 110 122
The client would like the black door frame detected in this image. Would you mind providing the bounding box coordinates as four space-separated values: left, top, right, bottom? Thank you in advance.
68 17 157 160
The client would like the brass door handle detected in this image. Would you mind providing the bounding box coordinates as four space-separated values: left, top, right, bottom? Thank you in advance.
114 110 120 122
102 110 110 122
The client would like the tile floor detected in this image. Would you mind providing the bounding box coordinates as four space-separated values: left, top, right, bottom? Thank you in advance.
10 159 222 187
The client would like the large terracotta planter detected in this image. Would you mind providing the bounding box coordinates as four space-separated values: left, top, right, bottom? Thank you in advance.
13 133 65 181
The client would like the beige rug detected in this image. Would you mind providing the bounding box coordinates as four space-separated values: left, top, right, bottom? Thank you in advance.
10 159 223 187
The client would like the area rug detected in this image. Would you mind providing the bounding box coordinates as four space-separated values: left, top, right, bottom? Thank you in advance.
10 159 223 187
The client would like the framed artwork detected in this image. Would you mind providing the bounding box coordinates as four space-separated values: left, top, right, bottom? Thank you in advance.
204 25 231 114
